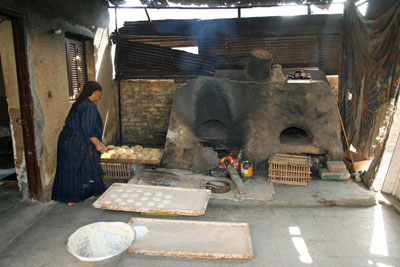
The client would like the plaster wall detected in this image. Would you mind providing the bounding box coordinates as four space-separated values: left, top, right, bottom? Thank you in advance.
0 0 117 200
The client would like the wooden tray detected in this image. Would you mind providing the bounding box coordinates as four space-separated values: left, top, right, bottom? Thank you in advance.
93 183 211 216
100 149 163 165
100 157 161 165
128 217 253 259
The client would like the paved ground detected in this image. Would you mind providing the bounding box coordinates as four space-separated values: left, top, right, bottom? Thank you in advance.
0 183 400 267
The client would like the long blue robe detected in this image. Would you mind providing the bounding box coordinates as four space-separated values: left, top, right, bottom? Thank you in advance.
51 99 107 202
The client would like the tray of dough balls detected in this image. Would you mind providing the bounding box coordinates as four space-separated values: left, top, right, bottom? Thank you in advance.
93 183 212 216
101 145 163 164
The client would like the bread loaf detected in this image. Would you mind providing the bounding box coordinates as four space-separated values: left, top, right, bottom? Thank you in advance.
133 145 143 152
116 148 126 155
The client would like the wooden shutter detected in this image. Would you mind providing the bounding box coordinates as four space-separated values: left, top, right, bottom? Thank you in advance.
65 38 87 100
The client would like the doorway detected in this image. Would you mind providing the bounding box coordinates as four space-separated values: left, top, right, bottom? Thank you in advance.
0 57 17 189
0 14 42 200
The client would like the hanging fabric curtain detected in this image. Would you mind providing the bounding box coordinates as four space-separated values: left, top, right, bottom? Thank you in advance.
338 0 400 186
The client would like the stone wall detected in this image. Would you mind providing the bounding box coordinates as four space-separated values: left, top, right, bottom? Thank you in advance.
119 80 184 147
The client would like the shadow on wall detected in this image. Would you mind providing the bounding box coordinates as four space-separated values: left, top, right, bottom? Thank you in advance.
95 27 118 146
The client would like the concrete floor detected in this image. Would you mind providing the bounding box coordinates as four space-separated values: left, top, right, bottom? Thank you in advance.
1 177 399 267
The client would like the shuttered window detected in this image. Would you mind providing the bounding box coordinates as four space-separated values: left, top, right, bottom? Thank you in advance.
65 38 87 100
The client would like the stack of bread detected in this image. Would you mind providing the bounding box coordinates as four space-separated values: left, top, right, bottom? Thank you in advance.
100 145 163 161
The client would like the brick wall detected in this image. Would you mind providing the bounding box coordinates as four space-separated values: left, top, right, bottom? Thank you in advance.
120 80 184 147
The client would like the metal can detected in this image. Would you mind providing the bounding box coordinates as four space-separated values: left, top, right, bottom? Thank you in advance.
240 160 253 177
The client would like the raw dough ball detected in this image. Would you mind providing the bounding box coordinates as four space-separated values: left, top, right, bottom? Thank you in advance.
144 192 152 196
134 226 149 240
115 198 122 203
130 193 138 197
104 200 112 205
110 194 118 198
153 197 161 202
141 197 149 201
155 192 163 197
126 188 134 193
127 198 134 203
147 202 155 206
164 194 173 199
119 201 126 205
116 188 124 193
135 202 143 206
163 199 171 204
156 203 165 208
135 188 143 193
121 193 128 198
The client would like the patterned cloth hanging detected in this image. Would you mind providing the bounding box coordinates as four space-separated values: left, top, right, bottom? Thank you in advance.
338 0 400 161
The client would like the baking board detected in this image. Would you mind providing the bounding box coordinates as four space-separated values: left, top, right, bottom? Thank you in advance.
93 183 211 216
128 217 253 259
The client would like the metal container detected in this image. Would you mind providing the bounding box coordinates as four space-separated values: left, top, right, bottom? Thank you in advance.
67 222 136 267
240 160 253 177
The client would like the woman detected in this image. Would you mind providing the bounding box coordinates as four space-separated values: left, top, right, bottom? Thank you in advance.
52 81 107 207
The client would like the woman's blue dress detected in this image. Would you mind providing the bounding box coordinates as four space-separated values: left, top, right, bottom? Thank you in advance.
51 99 107 202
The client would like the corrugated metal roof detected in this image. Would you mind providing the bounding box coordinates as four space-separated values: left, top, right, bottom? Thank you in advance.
116 40 215 79
115 14 343 78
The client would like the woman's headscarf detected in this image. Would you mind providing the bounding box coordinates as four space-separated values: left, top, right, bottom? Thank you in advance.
71 81 102 111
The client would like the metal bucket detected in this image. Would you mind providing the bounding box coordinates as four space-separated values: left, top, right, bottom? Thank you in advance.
67 222 135 267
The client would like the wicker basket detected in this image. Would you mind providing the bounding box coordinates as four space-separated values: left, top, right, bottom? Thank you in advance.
101 162 132 179
268 154 312 186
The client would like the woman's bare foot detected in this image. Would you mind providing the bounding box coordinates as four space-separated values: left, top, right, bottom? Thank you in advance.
67 202 76 207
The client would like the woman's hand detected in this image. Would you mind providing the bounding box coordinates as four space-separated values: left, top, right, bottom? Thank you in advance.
95 142 106 152
89 137 106 152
